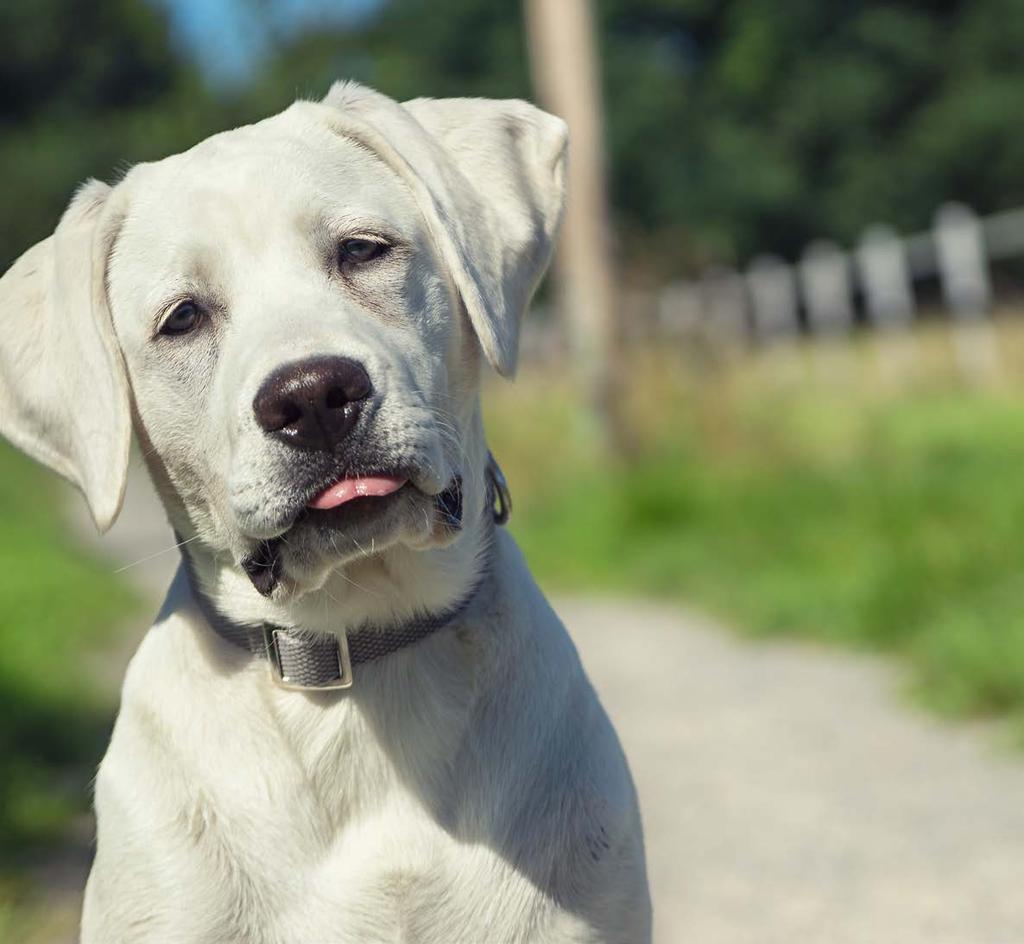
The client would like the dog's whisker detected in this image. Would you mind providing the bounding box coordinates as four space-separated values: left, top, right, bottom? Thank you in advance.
321 534 381 598
112 533 202 574
333 566 376 597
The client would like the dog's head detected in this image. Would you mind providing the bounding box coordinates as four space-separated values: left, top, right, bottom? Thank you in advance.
0 83 566 602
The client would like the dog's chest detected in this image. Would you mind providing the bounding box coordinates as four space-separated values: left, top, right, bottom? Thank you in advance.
89 607 627 943
151 659 558 941
178 779 561 944
252 806 553 943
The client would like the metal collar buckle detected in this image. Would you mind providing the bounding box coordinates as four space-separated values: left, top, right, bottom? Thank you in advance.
262 625 354 691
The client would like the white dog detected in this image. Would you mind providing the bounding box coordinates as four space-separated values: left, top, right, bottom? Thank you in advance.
0 82 651 943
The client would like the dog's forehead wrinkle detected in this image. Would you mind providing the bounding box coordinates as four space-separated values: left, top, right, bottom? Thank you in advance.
114 132 421 296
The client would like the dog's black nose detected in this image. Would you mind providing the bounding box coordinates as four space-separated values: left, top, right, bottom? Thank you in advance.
253 356 372 451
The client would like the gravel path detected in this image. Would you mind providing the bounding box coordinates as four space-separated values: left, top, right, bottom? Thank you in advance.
561 597 1024 944
53 465 1024 943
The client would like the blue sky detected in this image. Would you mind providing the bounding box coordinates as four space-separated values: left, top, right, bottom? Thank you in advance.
159 0 380 84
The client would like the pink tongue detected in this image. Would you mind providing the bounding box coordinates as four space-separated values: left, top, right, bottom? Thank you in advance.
307 474 407 510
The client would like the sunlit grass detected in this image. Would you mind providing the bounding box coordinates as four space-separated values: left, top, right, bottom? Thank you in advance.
485 320 1024 732
0 443 139 859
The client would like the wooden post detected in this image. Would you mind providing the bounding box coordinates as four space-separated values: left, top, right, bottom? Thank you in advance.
701 265 749 346
657 281 704 339
857 224 918 381
524 0 623 452
800 240 854 337
935 202 991 318
746 254 799 342
935 203 998 380
857 224 914 328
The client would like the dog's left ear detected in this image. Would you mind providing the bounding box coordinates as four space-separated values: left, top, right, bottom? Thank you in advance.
318 84 568 377
401 96 568 376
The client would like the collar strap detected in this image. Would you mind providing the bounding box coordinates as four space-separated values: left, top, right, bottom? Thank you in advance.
186 574 485 691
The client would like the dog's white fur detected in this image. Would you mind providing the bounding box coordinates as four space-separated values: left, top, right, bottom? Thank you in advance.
0 82 651 942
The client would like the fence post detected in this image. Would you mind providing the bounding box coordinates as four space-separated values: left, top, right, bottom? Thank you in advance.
746 254 799 342
657 281 704 338
857 224 918 380
701 266 749 347
935 202 991 318
857 224 914 327
800 240 854 336
935 203 998 380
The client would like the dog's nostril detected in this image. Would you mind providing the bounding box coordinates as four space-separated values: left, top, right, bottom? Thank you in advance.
256 399 303 433
279 402 303 428
325 387 349 411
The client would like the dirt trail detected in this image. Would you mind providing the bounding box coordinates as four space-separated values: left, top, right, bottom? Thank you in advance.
562 597 1024 943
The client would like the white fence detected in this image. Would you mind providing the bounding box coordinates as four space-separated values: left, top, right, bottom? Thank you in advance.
657 202 1024 345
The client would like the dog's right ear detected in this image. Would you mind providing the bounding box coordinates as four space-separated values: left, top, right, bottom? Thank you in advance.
0 180 131 532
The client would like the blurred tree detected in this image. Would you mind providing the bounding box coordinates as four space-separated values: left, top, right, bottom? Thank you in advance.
595 0 1024 268
6 0 1024 280
0 0 178 121
245 0 1024 274
0 0 224 269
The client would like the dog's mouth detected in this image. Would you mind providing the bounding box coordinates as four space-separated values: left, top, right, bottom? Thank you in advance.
280 466 416 541
297 466 432 529
300 471 414 532
300 468 462 528
240 470 463 597
299 470 463 535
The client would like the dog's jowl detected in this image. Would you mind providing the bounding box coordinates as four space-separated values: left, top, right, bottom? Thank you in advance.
0 82 651 943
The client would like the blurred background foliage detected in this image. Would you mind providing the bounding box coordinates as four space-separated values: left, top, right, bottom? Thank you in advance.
487 338 1024 732
0 446 139 859
6 0 1024 274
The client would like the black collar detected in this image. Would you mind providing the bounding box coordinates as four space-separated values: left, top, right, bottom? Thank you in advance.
184 566 488 691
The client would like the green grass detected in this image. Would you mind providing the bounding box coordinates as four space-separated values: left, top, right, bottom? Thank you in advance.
485 347 1024 732
0 442 139 862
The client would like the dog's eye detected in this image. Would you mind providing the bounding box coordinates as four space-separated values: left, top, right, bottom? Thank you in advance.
338 238 388 266
160 300 203 336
